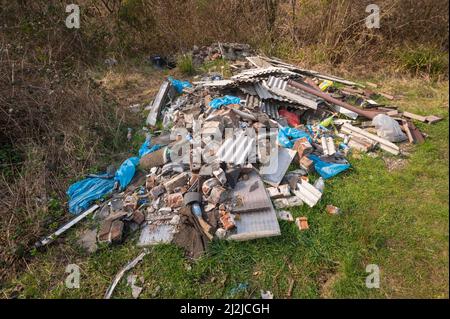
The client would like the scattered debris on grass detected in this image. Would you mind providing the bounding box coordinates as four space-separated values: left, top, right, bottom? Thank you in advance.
33 44 443 298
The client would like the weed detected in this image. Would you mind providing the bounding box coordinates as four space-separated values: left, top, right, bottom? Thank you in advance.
395 45 449 78
177 54 196 76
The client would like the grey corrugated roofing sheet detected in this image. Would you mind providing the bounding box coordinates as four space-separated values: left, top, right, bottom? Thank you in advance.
266 76 322 110
260 101 279 119
216 132 255 165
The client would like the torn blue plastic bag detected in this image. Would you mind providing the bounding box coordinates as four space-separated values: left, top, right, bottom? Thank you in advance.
208 95 240 109
168 76 192 93
138 138 162 158
308 154 350 179
67 174 115 215
278 127 312 148
114 157 140 191
67 139 161 215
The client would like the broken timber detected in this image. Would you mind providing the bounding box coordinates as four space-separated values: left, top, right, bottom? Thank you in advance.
341 123 400 155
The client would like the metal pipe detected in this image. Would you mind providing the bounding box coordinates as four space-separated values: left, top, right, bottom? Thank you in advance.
287 80 384 120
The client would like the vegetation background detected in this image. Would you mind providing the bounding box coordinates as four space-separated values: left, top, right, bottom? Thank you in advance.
0 0 448 298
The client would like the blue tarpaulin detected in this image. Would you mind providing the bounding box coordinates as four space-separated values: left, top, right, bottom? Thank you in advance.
308 154 350 179
67 174 115 215
67 139 160 214
208 95 240 109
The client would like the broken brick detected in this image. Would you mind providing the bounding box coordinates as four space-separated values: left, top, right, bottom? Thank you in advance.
299 156 314 173
208 186 228 205
150 185 165 199
132 211 145 225
167 192 184 208
123 195 138 210
293 137 313 159
219 211 235 230
110 220 124 243
295 217 309 231
163 172 189 193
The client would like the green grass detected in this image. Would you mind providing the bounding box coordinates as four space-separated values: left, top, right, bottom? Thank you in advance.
1 76 448 299
177 54 196 76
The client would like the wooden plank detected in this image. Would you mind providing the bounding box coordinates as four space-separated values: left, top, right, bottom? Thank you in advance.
403 111 427 122
341 123 400 155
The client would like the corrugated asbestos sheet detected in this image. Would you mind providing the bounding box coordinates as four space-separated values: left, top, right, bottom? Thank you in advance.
239 83 258 96
259 56 360 87
192 79 235 87
228 171 281 241
254 81 275 100
260 101 279 119
216 132 255 165
266 76 322 110
232 67 297 81
245 94 261 110
246 56 273 68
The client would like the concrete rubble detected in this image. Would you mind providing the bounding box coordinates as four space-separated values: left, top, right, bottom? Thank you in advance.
48 44 440 264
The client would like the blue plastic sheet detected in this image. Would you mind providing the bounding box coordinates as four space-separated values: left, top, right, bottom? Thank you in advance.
208 95 240 109
67 140 161 215
278 127 312 148
114 157 140 191
67 175 115 215
308 154 350 179
138 139 162 158
168 76 192 93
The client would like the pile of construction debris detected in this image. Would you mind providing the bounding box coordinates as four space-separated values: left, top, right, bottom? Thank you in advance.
37 46 443 277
